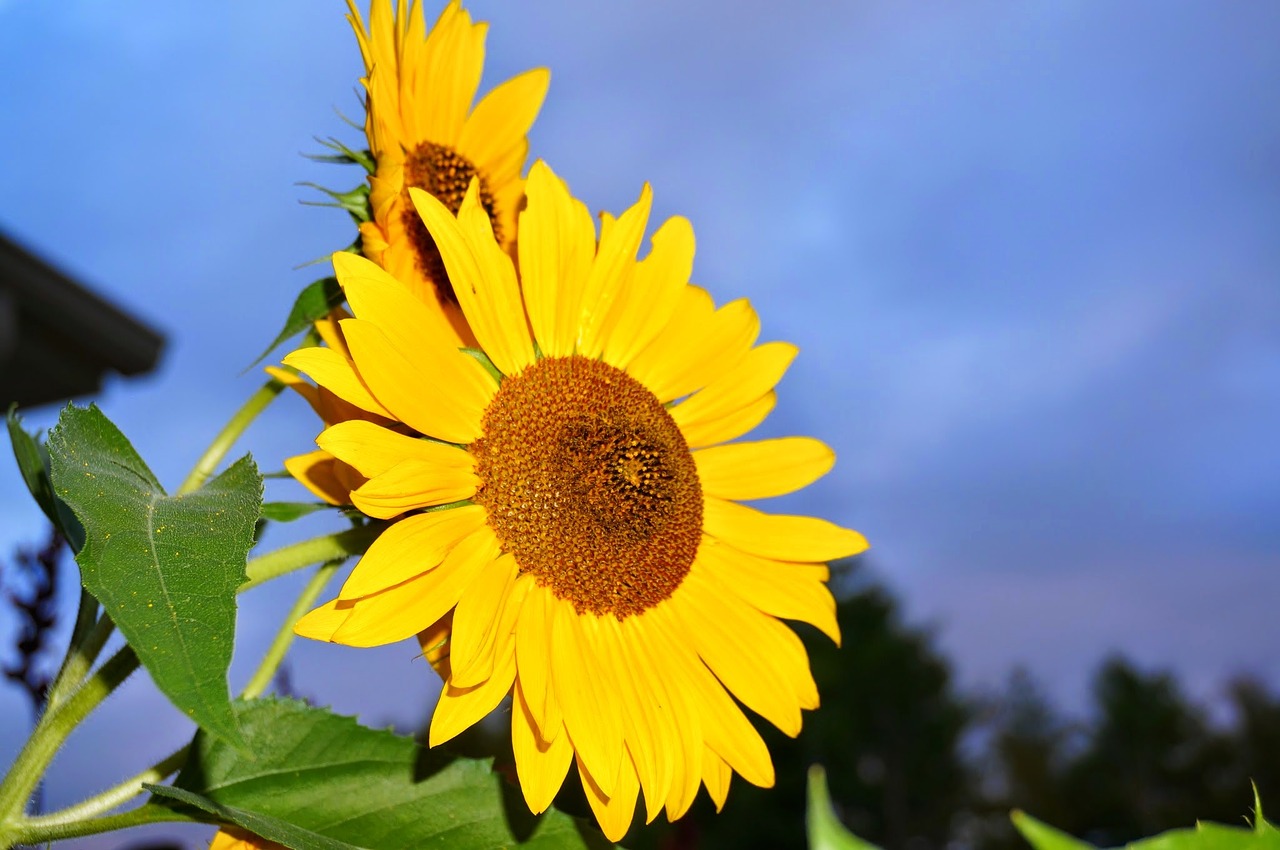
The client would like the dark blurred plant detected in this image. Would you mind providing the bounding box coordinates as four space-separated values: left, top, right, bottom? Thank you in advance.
2 524 65 717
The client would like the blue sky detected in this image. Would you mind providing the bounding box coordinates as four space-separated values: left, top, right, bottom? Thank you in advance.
1 0 1279 841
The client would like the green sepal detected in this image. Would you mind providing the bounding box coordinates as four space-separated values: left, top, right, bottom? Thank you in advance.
306 137 375 174
298 181 371 224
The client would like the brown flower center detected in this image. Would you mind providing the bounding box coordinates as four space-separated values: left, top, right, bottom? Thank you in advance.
400 141 501 307
472 356 702 619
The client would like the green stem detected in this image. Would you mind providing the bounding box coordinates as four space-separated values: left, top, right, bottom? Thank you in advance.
177 377 286 495
241 525 378 591
5 801 200 847
42 588 101 712
242 560 343 699
0 645 139 827
18 745 188 832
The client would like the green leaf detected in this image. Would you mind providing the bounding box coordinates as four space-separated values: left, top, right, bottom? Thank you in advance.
1011 812 1095 850
162 698 610 850
806 765 880 850
7 406 84 549
47 404 260 749
1011 808 1280 850
260 501 331 522
251 276 345 367
147 786 358 850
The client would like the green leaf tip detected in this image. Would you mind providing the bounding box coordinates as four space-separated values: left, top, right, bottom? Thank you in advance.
47 404 261 751
806 765 881 850
251 275 346 369
1010 811 1095 850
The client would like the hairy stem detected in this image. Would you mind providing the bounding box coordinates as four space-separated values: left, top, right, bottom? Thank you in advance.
241 525 378 591
42 588 101 713
5 801 200 846
18 745 189 831
0 645 139 828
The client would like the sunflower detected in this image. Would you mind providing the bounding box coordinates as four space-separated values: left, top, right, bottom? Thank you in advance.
348 0 550 345
286 161 867 841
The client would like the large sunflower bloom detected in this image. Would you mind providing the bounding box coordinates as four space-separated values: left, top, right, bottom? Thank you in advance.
348 0 549 345
287 161 867 840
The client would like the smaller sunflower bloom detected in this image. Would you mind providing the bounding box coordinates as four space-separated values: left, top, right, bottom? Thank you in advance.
348 0 550 346
287 161 867 841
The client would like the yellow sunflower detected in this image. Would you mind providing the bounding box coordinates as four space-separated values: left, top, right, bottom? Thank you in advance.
286 161 867 841
348 0 550 345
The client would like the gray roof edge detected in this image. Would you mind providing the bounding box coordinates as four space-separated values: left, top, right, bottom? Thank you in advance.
0 231 165 376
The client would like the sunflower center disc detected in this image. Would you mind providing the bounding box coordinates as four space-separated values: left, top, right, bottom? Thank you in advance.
472 355 702 619
400 141 501 306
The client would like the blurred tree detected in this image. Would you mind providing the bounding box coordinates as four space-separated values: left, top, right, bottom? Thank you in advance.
965 668 1076 850
1227 677 1280 805
1059 657 1238 845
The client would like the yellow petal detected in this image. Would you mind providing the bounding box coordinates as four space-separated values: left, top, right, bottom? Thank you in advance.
410 185 535 375
578 751 640 843
518 161 597 358
281 345 392 420
577 183 652 358
694 437 835 500
626 290 760 403
340 318 491 444
432 573 527 747
350 459 478 519
449 553 520 688
601 215 695 369
294 597 354 642
676 566 818 735
319 420 474 480
340 505 487 599
283 450 351 506
458 67 550 175
671 341 796 433
511 681 574 815
515 586 563 742
703 496 868 562
416 1 484 143
429 640 516 746
610 618 676 823
332 251 461 353
679 390 776 449
331 525 500 647
417 610 454 680
698 536 840 644
702 748 733 812
552 601 624 797
647 602 775 790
